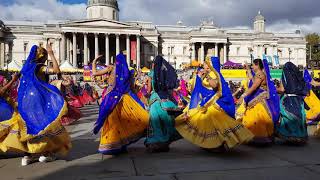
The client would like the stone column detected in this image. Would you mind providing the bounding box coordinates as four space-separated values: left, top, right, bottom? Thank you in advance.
116 34 120 55
192 43 196 61
0 42 4 68
137 35 141 69
66 36 70 62
295 48 299 65
95 33 99 58
223 43 227 63
105 33 110 65
61 33 66 62
72 33 77 67
201 42 205 63
126 34 131 66
83 33 88 66
215 43 219 57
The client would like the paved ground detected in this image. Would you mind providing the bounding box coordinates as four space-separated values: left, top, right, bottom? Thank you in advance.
1 104 320 180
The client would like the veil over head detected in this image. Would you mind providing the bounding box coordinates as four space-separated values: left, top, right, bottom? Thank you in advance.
18 45 66 135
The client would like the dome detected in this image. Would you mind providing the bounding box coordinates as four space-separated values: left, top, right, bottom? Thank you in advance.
88 0 119 10
255 11 265 21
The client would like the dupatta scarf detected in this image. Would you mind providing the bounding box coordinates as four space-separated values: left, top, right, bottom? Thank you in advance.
283 62 309 96
153 56 178 100
303 69 312 91
244 59 280 124
94 53 132 134
188 57 235 118
18 45 66 135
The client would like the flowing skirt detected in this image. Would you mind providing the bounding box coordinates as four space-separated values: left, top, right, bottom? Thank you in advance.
175 104 254 149
236 101 246 121
0 109 71 156
304 90 320 122
241 100 274 144
145 92 180 150
81 91 95 105
276 95 308 144
99 94 149 154
60 104 82 126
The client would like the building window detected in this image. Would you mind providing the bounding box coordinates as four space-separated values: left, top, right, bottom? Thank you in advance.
89 9 92 18
113 10 116 20
264 48 268 55
183 46 187 55
237 47 240 56
100 8 104 18
171 47 175 55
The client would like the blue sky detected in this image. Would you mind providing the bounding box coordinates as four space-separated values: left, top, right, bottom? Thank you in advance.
0 0 320 33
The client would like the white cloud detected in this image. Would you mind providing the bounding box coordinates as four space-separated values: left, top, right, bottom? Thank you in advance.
0 0 319 34
0 0 86 21
267 17 320 34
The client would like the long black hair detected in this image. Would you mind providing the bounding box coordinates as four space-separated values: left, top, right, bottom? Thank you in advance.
253 59 264 70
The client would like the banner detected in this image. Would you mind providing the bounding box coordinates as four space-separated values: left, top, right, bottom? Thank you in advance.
83 65 106 82
221 70 246 78
270 69 283 79
220 69 283 79
131 41 137 63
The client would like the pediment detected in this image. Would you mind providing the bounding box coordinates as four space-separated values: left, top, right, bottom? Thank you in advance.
63 19 137 29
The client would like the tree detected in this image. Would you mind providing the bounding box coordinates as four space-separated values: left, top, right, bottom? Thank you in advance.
306 33 320 63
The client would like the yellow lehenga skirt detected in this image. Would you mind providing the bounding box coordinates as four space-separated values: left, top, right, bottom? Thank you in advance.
175 104 254 149
0 103 71 156
304 90 320 121
236 101 246 121
99 94 149 154
241 101 274 142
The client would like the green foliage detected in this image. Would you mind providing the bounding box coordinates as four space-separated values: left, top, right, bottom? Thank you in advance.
306 33 320 61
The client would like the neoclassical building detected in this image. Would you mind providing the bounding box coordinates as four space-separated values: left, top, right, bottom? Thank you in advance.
0 0 306 70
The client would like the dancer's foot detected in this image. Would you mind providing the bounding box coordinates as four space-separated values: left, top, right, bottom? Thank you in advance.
39 155 57 163
21 156 38 166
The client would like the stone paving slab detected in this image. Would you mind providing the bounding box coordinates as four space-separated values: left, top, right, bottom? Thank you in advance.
133 147 294 175
176 166 320 180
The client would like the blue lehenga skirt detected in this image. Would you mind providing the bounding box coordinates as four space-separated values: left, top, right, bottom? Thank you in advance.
276 94 308 144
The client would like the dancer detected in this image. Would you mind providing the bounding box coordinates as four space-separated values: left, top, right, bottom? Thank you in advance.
51 78 82 126
175 57 253 149
144 56 181 153
173 78 189 108
0 44 71 166
240 59 280 144
81 83 95 105
304 69 320 123
0 74 23 153
276 62 308 144
92 54 149 155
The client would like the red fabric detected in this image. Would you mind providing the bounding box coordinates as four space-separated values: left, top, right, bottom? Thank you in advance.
81 90 95 105
68 94 83 108
61 104 82 126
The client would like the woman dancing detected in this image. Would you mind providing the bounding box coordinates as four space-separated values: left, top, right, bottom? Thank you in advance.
240 59 280 144
175 57 253 150
92 54 149 155
276 62 308 144
0 44 72 166
144 56 181 153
